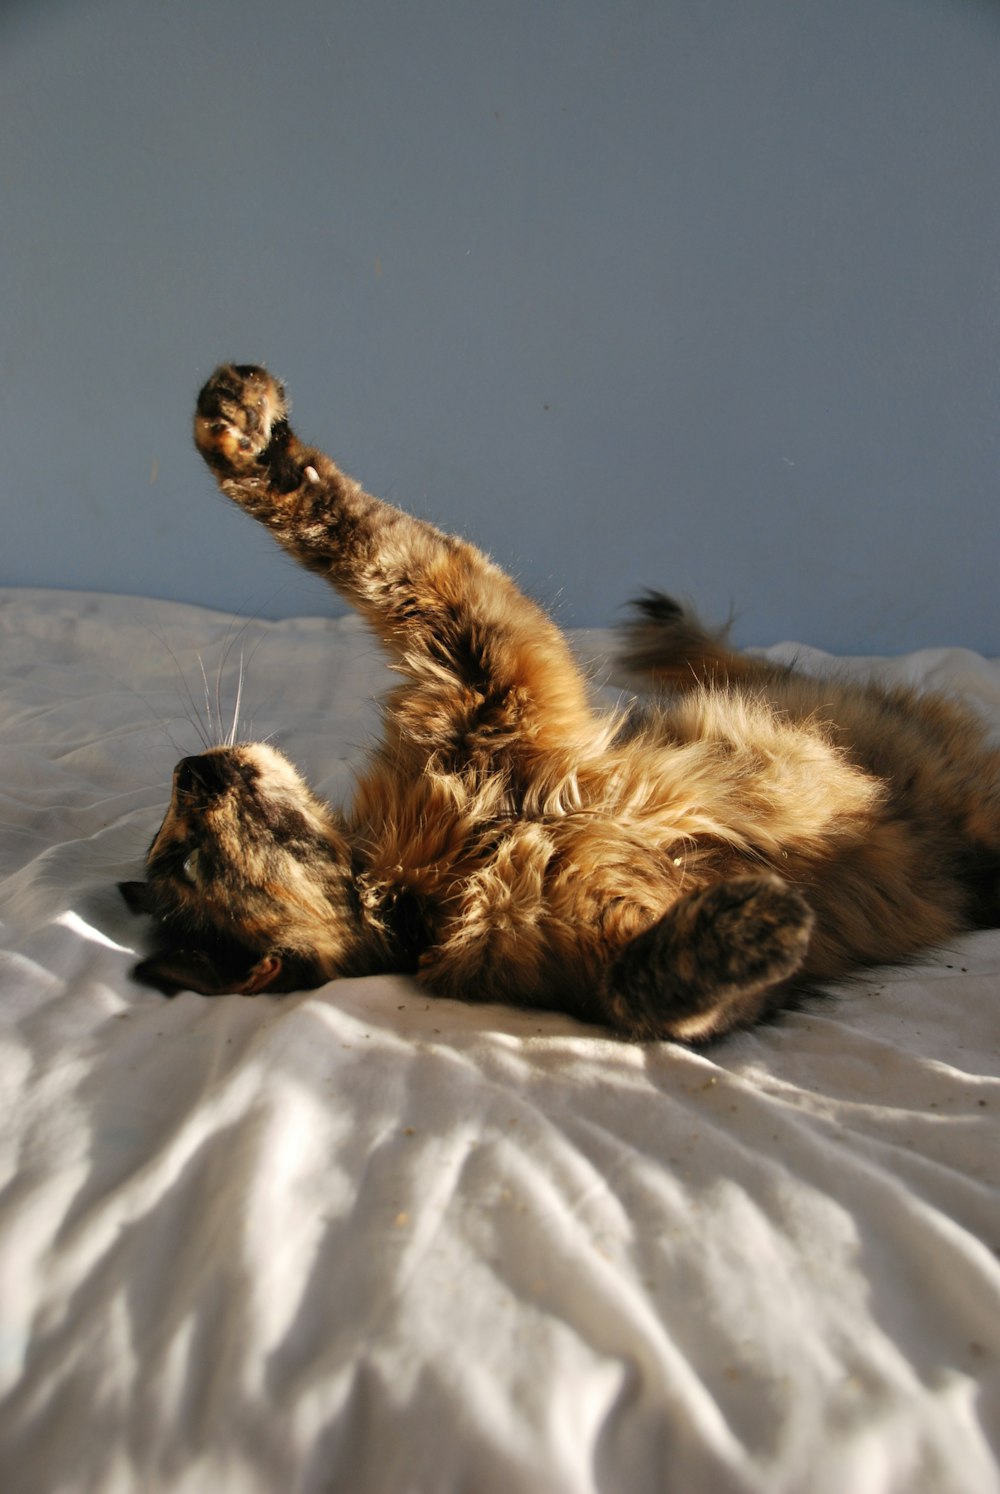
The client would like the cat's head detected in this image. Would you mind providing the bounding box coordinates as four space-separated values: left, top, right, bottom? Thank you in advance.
120 744 362 997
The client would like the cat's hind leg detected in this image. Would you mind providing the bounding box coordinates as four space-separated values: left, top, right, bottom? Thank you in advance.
604 874 815 1042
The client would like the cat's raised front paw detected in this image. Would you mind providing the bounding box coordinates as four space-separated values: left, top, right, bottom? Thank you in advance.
194 364 288 473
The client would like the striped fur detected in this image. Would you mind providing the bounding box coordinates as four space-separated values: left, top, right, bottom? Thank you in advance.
121 365 1000 1042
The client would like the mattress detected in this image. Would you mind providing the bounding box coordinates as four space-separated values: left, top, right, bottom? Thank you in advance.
0 586 998 1494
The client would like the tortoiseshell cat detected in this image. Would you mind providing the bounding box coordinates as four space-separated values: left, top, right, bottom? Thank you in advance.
120 364 1000 1041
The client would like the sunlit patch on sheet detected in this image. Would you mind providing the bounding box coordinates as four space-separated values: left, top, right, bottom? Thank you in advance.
56 909 134 954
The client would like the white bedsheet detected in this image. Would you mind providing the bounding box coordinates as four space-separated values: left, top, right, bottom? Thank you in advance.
0 587 998 1494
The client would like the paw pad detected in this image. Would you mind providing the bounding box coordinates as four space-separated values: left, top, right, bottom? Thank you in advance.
193 364 287 471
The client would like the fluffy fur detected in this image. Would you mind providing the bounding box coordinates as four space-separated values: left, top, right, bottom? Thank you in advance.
120 364 1000 1042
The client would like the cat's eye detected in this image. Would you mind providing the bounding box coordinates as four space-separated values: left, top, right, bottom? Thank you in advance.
182 849 201 884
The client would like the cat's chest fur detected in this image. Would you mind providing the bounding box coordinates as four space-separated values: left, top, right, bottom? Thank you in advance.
347 756 703 1006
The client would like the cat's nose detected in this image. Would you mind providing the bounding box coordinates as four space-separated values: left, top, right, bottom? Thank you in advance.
174 753 230 797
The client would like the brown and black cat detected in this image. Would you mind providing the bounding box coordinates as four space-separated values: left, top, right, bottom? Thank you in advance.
120 364 1000 1041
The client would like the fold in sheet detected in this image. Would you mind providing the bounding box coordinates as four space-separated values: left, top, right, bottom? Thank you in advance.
0 589 997 1494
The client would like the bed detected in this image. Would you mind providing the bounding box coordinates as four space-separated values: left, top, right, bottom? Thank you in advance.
1 585 998 1493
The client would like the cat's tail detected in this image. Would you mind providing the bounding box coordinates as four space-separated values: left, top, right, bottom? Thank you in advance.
617 591 791 692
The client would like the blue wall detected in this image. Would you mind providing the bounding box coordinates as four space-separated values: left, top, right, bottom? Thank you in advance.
3 0 999 653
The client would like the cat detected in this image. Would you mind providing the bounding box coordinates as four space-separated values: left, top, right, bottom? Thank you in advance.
120 364 1000 1042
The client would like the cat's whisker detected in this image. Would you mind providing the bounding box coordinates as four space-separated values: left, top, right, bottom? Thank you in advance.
146 627 214 751
204 608 273 750
196 653 218 747
130 697 192 761
228 646 247 747
88 651 205 761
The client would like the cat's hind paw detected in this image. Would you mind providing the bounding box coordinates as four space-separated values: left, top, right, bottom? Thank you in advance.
607 874 815 1043
194 364 288 473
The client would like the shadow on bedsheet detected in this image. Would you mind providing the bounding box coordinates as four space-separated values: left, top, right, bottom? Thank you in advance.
4 1116 289 1488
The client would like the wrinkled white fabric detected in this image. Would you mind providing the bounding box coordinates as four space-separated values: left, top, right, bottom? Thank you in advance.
0 588 997 1494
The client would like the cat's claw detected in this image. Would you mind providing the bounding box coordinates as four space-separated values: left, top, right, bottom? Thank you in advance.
193 364 288 473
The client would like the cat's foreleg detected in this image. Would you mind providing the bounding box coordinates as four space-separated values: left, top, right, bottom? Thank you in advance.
193 364 594 744
603 874 815 1042
194 363 435 609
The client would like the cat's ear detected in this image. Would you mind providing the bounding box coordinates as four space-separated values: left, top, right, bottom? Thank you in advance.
119 880 156 915
132 949 285 998
238 954 286 994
